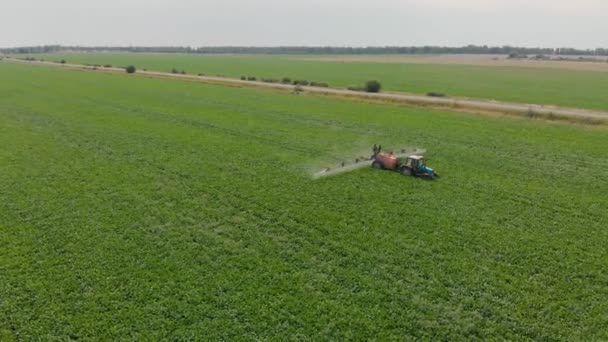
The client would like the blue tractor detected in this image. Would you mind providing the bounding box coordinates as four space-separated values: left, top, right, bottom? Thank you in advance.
372 148 439 179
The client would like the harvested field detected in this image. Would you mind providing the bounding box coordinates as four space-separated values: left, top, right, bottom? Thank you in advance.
297 54 608 72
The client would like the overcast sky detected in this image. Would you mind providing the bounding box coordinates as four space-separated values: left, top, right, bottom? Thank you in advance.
1 0 606 48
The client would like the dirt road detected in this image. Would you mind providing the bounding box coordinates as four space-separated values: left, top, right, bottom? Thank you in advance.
6 58 608 122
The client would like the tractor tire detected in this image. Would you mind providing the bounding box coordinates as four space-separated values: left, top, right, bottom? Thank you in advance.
401 167 412 176
372 161 383 169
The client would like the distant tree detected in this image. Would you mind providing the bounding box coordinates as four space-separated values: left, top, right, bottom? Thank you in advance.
282 77 291 84
125 65 136 73
60 59 66 64
241 76 247 80
171 68 179 74
364 80 382 93
2 44 605 56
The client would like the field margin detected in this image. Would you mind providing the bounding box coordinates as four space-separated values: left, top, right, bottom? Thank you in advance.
4 57 607 125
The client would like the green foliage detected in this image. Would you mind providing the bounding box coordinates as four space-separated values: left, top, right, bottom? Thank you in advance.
125 65 136 74
427 92 446 97
1 62 607 340
247 76 256 81
347 85 365 91
364 80 382 93
282 77 291 84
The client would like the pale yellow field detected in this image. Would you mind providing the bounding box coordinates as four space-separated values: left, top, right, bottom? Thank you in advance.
296 54 608 72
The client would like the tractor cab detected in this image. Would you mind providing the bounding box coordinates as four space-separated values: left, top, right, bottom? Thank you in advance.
406 155 425 170
403 155 437 178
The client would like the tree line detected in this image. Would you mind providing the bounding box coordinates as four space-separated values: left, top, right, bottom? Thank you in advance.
2 45 607 56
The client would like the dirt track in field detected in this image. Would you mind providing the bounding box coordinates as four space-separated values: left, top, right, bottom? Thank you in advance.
6 58 608 123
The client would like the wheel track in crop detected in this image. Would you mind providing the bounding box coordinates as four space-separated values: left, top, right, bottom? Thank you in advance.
77 98 322 157
79 97 382 162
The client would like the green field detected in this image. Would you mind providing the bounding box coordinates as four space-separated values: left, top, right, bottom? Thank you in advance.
1 62 608 339
26 53 608 112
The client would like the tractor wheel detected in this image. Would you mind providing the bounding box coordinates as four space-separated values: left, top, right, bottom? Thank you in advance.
401 167 412 176
372 161 382 169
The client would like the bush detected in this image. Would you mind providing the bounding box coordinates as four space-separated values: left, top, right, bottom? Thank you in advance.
125 65 136 74
171 68 179 74
261 78 279 83
247 76 256 81
241 76 247 80
508 52 528 59
103 64 112 68
282 77 291 84
364 80 382 93
60 59 66 64
292 80 309 86
310 81 329 87
180 70 186 75
347 86 364 91
426 92 446 97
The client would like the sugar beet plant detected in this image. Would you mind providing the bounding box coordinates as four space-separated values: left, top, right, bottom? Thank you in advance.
1 62 607 340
